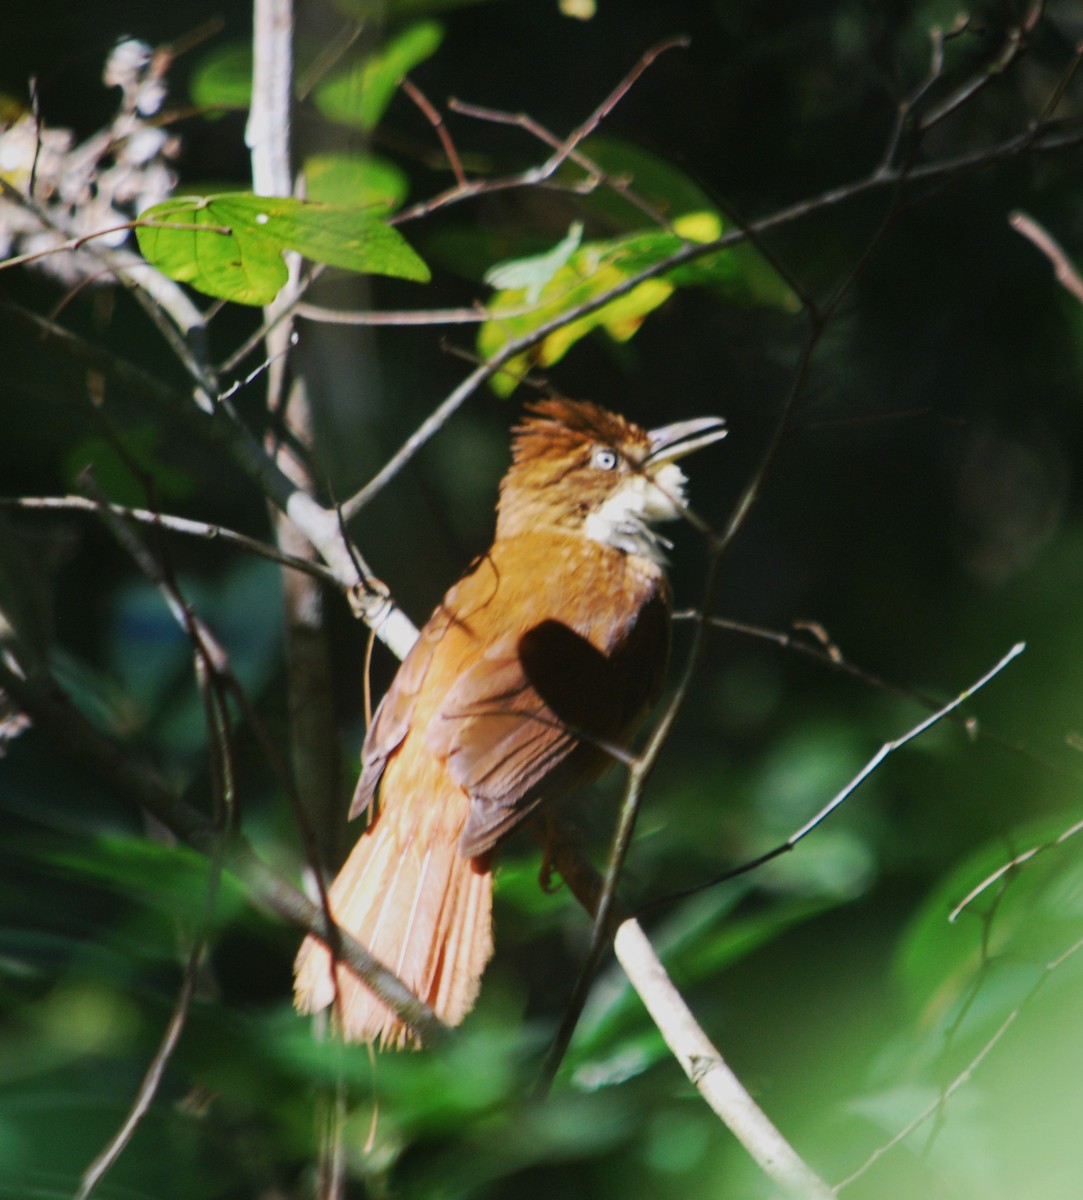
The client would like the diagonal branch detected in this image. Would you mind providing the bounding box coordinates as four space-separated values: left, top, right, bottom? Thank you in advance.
0 652 446 1048
539 823 836 1199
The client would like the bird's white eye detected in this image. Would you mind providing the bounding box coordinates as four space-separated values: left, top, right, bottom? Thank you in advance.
592 446 619 471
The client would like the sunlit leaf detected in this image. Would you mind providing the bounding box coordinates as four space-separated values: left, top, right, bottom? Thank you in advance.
478 211 794 395
314 21 444 131
136 192 429 305
484 221 584 303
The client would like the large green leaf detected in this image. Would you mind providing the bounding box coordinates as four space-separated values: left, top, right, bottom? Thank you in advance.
314 21 444 131
136 192 429 305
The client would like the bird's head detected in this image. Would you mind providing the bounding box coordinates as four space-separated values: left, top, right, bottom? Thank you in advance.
495 398 727 562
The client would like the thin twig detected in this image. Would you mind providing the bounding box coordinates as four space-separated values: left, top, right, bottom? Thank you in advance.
917 0 1044 133
1010 209 1083 305
401 75 467 188
4 495 338 585
75 941 207 1200
558 35 691 163
392 36 689 226
836 928 1083 1191
644 643 1025 914
689 612 1081 786
948 812 1083 922
447 97 675 231
296 299 539 325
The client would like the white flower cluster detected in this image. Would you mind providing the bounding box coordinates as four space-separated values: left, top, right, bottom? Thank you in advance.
0 38 179 284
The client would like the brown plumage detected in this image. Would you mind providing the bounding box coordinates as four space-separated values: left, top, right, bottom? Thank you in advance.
293 398 726 1046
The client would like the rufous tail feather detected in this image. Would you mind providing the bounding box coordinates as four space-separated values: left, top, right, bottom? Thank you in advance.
293 757 493 1049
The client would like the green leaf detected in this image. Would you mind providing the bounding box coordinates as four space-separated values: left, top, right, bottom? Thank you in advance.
136 192 429 305
62 426 195 507
190 42 253 112
473 135 800 393
895 816 1083 1038
480 212 796 396
572 136 719 226
314 21 444 131
303 151 409 213
43 833 249 928
484 222 584 303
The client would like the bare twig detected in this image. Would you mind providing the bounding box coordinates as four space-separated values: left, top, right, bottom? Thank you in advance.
447 98 675 231
645 643 1025 914
948 811 1083 922
692 612 1081 786
76 941 207 1200
392 36 689 226
917 0 1044 134
4 494 338 585
401 76 467 188
551 35 691 168
297 299 536 325
837 929 1083 1191
1010 209 1083 306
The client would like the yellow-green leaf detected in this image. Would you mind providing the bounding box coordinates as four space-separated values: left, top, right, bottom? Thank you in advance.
478 211 796 395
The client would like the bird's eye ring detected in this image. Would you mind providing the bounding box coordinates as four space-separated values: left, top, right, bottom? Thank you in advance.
592 446 619 471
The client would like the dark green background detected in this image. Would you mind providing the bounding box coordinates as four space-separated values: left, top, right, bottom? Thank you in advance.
2 2 1083 1198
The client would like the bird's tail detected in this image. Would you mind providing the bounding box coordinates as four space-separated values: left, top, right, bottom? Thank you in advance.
293 760 493 1049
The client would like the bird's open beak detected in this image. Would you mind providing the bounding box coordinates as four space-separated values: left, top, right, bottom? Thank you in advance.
645 415 728 465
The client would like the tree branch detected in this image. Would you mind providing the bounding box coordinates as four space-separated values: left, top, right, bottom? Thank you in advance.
0 653 446 1047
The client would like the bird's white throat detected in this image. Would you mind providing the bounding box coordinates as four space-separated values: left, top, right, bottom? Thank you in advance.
584 463 687 562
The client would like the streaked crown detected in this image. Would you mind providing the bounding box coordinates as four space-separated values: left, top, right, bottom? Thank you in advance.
495 398 725 563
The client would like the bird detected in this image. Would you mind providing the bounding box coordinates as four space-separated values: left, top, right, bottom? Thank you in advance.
293 397 726 1047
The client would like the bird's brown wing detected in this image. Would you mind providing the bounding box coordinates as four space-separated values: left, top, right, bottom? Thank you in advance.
348 554 503 819
427 595 670 857
348 607 451 820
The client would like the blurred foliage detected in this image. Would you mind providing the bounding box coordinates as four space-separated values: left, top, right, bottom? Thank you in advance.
2 1 1083 1198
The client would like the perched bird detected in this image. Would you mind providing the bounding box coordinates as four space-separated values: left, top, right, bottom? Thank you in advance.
294 398 726 1046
